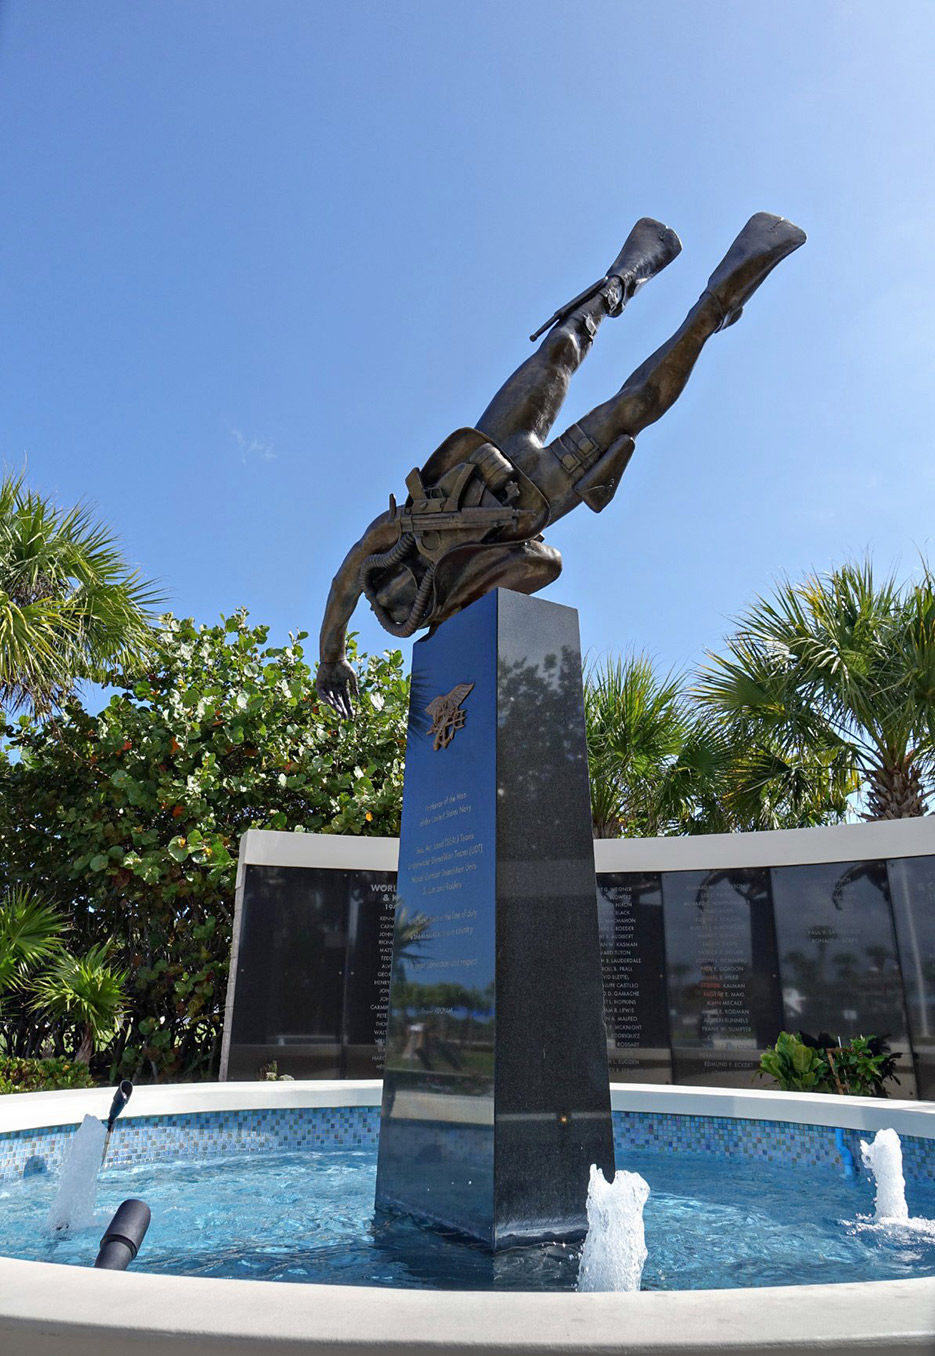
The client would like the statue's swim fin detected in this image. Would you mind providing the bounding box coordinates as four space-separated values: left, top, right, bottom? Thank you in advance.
604 217 683 311
530 217 682 341
704 212 806 331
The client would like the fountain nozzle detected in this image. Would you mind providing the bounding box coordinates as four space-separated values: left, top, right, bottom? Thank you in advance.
106 1080 134 1133
93 1198 151 1270
101 1080 134 1166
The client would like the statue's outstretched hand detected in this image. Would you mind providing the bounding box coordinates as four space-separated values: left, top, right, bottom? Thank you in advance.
316 659 359 720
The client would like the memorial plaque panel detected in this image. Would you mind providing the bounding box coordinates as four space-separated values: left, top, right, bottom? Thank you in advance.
661 868 782 1086
342 873 399 1076
225 864 396 1080
771 860 908 1033
376 590 614 1249
596 872 671 1083
889 856 935 1098
771 860 915 1094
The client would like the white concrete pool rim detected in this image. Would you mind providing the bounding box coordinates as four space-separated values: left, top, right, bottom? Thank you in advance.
2 1079 934 1356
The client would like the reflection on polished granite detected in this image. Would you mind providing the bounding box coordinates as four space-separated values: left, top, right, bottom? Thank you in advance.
375 590 613 1249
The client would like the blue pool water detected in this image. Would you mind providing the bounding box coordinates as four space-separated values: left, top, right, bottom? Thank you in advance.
2 1143 935 1290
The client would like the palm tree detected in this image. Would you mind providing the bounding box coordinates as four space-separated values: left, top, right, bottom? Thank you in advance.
696 559 935 820
30 943 128 1064
669 707 857 834
0 887 63 996
0 471 163 715
584 653 692 837
585 652 856 838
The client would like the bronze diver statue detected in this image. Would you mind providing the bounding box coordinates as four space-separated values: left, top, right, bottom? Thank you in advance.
316 212 805 718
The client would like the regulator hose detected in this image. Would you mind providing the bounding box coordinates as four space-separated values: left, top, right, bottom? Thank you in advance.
360 533 436 638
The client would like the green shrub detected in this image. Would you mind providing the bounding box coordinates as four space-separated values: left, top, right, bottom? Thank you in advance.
0 888 128 1067
822 1034 900 1098
756 1030 900 1097
757 1031 832 1092
0 1055 95 1094
0 612 409 1081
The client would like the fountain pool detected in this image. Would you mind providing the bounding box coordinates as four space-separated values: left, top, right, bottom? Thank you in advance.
2 1080 935 1355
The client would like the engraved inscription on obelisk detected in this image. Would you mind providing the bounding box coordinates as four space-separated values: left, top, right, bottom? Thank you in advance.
376 589 613 1249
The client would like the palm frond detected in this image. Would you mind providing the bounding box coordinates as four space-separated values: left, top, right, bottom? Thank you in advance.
0 472 165 714
0 888 64 994
584 652 692 837
29 943 127 1043
696 556 935 819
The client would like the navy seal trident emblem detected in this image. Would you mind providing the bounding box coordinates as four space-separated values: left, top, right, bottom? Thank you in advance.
425 683 475 750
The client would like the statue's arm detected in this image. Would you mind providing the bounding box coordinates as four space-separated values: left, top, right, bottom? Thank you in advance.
317 513 397 718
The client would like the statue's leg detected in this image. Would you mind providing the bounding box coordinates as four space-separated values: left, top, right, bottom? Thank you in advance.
476 291 616 448
543 213 806 521
571 296 720 450
477 218 681 447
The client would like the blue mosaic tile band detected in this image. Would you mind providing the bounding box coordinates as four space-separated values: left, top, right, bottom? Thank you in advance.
611 1111 869 1177
0 1105 378 1182
2 1105 934 1189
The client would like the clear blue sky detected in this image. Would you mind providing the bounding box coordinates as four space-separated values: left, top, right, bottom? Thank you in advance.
1 1 933 686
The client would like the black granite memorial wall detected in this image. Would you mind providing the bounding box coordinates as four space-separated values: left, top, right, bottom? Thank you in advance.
224 843 930 1099
224 864 396 1079
770 859 915 1092
375 590 614 1250
596 872 672 1083
661 867 783 1086
889 855 935 1098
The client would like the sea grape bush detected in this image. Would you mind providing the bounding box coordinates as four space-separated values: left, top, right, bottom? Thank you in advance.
0 1055 95 1094
0 612 408 1082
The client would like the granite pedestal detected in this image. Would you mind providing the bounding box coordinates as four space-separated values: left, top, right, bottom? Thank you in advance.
375 589 614 1249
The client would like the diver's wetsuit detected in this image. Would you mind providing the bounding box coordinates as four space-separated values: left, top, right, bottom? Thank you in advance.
317 212 806 717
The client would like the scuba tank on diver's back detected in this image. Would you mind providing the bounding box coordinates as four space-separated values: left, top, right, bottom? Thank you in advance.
359 429 549 637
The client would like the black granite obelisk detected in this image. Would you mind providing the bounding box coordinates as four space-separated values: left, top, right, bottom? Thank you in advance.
375 589 614 1250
